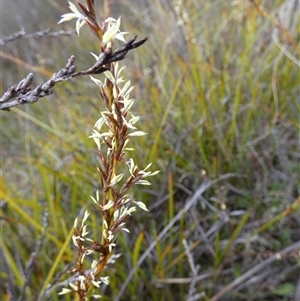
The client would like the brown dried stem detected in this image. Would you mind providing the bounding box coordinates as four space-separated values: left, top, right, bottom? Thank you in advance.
0 36 148 111
0 28 75 46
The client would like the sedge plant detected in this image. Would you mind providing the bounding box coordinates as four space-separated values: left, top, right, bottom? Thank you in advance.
55 1 159 300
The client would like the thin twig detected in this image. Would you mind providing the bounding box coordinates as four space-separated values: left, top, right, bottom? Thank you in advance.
17 212 49 301
0 56 76 110
210 241 300 301
0 28 75 46
71 35 149 76
0 36 148 111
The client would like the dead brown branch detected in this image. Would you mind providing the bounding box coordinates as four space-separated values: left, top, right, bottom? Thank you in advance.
0 36 148 111
0 28 75 46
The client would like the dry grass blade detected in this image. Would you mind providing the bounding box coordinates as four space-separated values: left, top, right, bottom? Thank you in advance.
210 241 300 301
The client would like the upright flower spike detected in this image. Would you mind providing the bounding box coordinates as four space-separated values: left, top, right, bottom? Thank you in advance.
58 2 157 300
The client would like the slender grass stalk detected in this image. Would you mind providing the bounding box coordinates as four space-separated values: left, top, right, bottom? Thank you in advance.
55 1 158 299
251 197 300 238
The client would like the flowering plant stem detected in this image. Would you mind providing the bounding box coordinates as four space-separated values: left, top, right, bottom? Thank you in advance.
56 1 158 300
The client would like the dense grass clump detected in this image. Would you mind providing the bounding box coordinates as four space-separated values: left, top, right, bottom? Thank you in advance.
1 0 299 300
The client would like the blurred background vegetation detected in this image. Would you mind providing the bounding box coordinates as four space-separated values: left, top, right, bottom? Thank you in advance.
1 0 299 300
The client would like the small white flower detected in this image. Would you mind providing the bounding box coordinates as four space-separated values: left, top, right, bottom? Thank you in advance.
144 163 152 170
91 260 98 269
102 17 128 45
113 209 120 221
69 282 78 291
92 294 102 299
107 253 122 264
123 139 131 148
120 206 136 218
128 114 140 125
102 200 115 210
73 217 78 228
89 129 101 139
89 130 113 139
118 80 132 97
107 231 114 242
127 206 137 215
108 242 116 252
91 195 98 204
119 207 129 218
118 222 126 228
110 173 124 186
82 225 89 237
122 96 135 113
94 112 109 130
115 64 126 84
79 275 86 290
123 147 135 151
104 70 115 83
100 276 110 285
122 199 131 205
137 179 151 185
72 235 79 247
58 1 87 35
91 280 102 288
90 52 100 61
82 210 90 224
92 136 101 150
90 75 104 87
122 116 137 130
133 201 149 211
81 252 86 263
126 158 137 176
139 169 160 177
58 288 72 295
84 249 95 257
128 131 147 137
113 85 119 98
